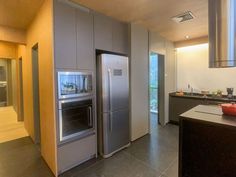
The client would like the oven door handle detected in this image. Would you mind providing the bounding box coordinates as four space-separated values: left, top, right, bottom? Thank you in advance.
88 106 92 127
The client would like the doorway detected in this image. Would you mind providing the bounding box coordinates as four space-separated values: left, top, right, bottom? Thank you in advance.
149 53 165 133
0 59 8 107
0 58 27 143
32 44 41 146
18 58 24 121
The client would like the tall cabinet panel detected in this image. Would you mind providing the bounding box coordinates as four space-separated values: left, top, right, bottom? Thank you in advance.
54 2 77 69
112 21 129 54
94 13 113 51
76 9 94 70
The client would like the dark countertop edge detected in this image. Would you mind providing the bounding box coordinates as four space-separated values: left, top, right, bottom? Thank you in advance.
169 92 236 102
180 105 236 127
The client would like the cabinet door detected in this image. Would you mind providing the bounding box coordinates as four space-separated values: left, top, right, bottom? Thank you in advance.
76 9 94 70
94 13 113 51
112 21 129 54
54 2 77 69
169 97 204 123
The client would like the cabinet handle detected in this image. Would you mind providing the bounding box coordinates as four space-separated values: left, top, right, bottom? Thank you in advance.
88 106 92 127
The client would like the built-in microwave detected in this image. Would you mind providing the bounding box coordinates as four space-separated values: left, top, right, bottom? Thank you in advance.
58 71 93 99
58 96 95 143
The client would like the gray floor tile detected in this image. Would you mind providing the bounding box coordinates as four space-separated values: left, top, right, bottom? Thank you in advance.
0 137 54 177
69 151 161 177
0 114 179 177
124 116 178 173
125 135 178 172
163 159 178 177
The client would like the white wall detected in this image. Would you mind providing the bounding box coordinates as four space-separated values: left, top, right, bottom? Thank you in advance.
176 43 236 95
130 23 149 141
149 32 176 125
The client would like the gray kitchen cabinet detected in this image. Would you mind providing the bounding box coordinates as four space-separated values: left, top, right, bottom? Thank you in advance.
54 2 77 69
169 93 234 124
94 13 129 54
169 96 204 123
76 9 94 70
94 13 113 52
112 21 129 54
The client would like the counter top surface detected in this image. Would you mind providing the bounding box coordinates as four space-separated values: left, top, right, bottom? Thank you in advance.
169 92 236 102
180 105 236 127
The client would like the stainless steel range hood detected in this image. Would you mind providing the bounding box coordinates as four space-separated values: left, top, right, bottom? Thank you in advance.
209 0 236 68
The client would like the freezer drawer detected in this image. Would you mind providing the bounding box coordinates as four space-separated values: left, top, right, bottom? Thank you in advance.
101 109 130 156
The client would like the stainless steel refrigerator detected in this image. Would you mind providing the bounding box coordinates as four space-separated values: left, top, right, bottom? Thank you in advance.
97 53 130 158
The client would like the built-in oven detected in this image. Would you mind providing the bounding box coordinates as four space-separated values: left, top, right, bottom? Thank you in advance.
58 96 95 143
58 71 93 99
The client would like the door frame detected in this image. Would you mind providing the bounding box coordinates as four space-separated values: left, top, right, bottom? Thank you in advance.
32 44 41 145
148 52 165 133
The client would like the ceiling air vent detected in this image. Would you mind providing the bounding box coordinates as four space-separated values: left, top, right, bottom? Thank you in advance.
171 11 195 23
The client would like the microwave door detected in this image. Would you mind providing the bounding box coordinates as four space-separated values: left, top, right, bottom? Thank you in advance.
58 71 93 99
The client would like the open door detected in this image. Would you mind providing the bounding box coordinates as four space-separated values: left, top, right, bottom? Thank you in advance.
18 58 24 121
149 53 165 132
32 44 41 146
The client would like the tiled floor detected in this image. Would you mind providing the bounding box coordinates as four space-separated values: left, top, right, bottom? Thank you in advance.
0 137 54 177
60 113 179 177
0 106 28 143
0 113 178 177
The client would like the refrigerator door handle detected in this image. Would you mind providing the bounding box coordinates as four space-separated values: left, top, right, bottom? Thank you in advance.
107 69 112 111
109 112 113 132
108 69 113 132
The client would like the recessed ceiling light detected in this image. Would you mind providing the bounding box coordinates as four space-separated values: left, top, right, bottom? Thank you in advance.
185 35 190 39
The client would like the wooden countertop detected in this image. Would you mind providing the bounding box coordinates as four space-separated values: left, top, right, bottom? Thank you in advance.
180 105 236 127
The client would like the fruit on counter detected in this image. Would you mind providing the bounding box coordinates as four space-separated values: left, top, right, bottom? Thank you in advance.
217 90 223 97
201 90 210 95
176 90 184 96
211 91 217 96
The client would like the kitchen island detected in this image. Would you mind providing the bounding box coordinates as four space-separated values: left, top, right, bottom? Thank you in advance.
179 105 236 177
169 92 236 124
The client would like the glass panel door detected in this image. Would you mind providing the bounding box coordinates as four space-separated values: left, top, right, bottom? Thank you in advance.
149 53 158 113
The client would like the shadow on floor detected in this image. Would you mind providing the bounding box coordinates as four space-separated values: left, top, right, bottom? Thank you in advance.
60 120 179 177
0 119 178 177
0 137 54 177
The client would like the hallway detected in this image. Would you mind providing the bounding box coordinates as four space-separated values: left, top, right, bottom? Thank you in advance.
0 106 28 143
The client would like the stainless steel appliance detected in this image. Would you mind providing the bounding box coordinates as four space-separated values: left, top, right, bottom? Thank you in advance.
227 88 234 99
58 96 95 143
58 71 93 99
208 0 236 68
97 53 130 158
57 71 95 143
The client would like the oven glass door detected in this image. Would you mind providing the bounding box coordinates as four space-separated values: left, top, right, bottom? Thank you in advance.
59 98 94 142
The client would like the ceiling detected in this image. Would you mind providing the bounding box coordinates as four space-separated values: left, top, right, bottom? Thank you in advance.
73 0 208 42
0 0 44 29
